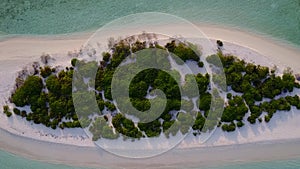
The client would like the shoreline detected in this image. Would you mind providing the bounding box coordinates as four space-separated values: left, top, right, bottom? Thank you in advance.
1 22 300 70
0 37 298 149
2 125 300 169
1 23 300 167
197 23 300 72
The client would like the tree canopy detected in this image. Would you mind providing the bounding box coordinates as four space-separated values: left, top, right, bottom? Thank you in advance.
8 37 300 138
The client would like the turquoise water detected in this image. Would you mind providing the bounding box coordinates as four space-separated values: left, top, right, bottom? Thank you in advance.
1 148 300 169
0 0 300 46
204 159 300 169
0 150 92 169
1 0 300 168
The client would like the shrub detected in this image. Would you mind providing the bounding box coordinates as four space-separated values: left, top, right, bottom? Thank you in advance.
216 40 223 47
265 115 271 123
71 58 78 67
222 122 236 132
3 105 9 112
102 52 111 62
3 105 12 117
199 93 212 111
236 121 244 128
40 66 52 78
198 61 204 68
258 118 262 123
13 108 21 115
21 110 27 117
227 93 232 100
247 115 256 124
5 111 12 117
12 76 43 107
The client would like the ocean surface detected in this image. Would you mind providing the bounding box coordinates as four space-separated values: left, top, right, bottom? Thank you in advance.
1 0 300 168
1 149 300 169
0 0 300 46
204 159 300 169
0 150 89 169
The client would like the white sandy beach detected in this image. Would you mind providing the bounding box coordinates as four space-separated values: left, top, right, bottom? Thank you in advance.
0 23 300 167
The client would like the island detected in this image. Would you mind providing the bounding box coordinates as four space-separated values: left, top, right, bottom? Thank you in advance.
4 37 300 142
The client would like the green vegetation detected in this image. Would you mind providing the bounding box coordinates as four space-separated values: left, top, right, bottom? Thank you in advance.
10 65 79 129
3 105 12 117
89 116 118 141
7 37 300 139
192 112 206 131
207 51 300 132
90 40 202 139
165 40 200 63
221 122 236 132
221 95 248 122
217 40 223 47
11 75 43 107
40 66 54 78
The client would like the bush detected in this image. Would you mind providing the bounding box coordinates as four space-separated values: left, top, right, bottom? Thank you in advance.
102 52 111 62
198 61 204 68
216 40 223 47
3 105 9 112
247 115 256 124
258 118 262 123
265 115 271 123
199 93 212 111
26 115 32 121
13 108 21 115
5 111 12 117
192 112 206 131
12 76 43 107
3 105 12 117
71 58 78 67
221 122 236 132
236 121 244 128
40 66 52 78
21 110 27 117
51 123 57 130
105 101 116 111
59 123 65 129
249 105 262 118
167 41 199 62
227 93 232 100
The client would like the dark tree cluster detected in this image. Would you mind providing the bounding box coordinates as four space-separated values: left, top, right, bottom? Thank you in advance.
192 112 206 132
220 95 248 132
248 95 300 124
90 40 207 139
10 64 80 129
221 96 248 122
207 52 300 132
165 40 200 63
123 68 182 138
